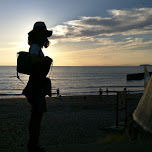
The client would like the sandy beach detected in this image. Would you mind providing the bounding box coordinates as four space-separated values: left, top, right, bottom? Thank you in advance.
1 93 152 152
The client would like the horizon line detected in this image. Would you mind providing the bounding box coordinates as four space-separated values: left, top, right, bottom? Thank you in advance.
0 65 143 67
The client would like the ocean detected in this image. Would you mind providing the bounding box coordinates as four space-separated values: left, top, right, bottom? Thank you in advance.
0 66 150 97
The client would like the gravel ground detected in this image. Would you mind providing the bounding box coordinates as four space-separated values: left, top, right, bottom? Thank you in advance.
0 94 141 151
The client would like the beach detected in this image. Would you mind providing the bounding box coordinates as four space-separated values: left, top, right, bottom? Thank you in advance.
1 93 152 152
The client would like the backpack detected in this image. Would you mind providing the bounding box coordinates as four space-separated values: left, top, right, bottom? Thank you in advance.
17 51 32 75
17 51 53 83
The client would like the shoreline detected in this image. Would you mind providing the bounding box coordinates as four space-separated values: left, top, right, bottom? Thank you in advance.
0 92 143 99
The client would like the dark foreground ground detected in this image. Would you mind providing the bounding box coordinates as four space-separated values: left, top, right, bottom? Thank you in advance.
1 94 152 152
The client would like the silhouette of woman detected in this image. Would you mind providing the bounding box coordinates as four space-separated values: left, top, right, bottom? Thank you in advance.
23 22 53 152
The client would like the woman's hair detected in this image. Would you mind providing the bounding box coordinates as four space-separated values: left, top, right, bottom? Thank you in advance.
28 30 50 48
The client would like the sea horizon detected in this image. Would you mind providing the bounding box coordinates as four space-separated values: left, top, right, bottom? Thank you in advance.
0 65 149 67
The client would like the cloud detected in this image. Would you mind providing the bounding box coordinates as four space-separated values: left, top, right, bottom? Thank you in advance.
50 8 152 44
94 37 152 52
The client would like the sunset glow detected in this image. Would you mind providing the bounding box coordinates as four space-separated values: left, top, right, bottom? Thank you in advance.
1 0 152 66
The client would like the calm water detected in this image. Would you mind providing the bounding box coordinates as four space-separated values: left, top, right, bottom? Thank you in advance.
0 66 151 97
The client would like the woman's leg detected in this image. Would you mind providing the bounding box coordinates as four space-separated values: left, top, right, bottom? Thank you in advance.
28 109 43 149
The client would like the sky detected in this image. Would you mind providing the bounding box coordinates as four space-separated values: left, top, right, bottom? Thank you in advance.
1 0 152 66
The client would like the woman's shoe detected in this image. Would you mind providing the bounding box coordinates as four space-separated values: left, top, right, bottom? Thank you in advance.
27 144 46 152
35 146 46 152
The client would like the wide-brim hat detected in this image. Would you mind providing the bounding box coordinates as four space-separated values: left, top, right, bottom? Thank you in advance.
29 21 52 37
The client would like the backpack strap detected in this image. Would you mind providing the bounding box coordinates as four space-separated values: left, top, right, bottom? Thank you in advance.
17 70 25 85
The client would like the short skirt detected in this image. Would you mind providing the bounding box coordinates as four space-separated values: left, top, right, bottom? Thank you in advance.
23 76 48 113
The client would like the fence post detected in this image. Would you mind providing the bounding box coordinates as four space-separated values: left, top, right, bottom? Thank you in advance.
116 91 127 128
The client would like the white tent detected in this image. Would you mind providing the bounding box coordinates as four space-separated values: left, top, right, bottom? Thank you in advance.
133 75 152 133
